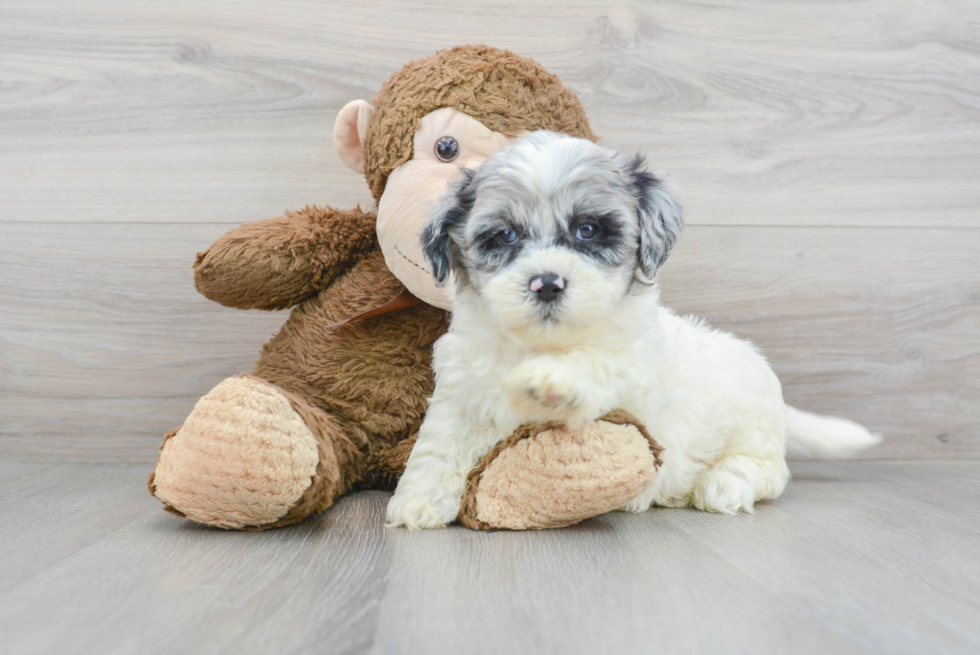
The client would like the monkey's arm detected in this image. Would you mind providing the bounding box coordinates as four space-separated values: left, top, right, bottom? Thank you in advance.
193 206 377 310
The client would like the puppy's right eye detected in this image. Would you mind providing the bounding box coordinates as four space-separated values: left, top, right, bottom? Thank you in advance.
497 229 519 246
576 222 599 241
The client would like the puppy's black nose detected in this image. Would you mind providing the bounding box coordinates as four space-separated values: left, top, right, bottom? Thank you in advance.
529 274 566 303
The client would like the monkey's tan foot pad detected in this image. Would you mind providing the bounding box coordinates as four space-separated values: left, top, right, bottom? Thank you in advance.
458 409 663 530
148 375 320 529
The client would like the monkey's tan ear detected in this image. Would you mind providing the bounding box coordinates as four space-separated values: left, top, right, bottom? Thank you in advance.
334 99 375 174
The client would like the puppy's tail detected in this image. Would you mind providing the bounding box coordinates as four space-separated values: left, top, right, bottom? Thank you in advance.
784 405 882 459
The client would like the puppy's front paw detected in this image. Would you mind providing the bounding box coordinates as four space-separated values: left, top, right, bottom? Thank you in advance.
504 359 602 426
620 488 656 513
505 359 582 414
386 487 460 530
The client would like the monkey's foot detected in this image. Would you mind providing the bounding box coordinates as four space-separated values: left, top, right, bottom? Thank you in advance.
148 375 324 529
457 410 663 530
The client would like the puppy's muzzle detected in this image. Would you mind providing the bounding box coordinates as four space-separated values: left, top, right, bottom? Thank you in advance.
529 273 566 303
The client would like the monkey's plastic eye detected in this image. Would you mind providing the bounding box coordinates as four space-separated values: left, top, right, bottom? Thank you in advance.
497 228 519 246
435 136 460 162
576 222 599 241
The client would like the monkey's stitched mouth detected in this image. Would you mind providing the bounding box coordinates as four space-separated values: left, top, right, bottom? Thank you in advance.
394 244 432 275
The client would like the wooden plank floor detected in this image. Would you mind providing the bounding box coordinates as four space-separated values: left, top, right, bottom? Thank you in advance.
0 460 978 655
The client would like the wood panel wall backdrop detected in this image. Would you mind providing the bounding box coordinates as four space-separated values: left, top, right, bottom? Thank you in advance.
1 0 978 462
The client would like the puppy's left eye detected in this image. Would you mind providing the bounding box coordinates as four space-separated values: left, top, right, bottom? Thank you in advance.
497 228 520 246
576 222 599 241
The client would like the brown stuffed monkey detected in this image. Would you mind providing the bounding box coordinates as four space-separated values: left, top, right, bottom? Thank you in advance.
148 45 663 531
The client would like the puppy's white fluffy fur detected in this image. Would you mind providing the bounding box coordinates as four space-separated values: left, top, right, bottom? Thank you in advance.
387 132 880 529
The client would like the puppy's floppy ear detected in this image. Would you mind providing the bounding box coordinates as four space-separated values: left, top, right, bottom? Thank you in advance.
420 167 477 286
615 152 684 280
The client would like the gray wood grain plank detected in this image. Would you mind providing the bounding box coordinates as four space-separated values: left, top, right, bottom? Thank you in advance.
373 463 980 655
0 475 391 655
1 0 978 227
2 222 976 461
0 460 59 493
1 461 976 655
673 461 980 654
0 463 154 594
371 508 873 655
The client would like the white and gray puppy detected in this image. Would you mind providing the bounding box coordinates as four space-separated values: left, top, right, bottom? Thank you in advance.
386 131 879 530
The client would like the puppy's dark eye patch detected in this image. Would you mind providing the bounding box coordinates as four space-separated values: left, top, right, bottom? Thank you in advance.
474 224 523 249
470 224 524 272
563 212 628 267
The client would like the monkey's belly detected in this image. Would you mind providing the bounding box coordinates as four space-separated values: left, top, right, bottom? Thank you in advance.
253 249 449 446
